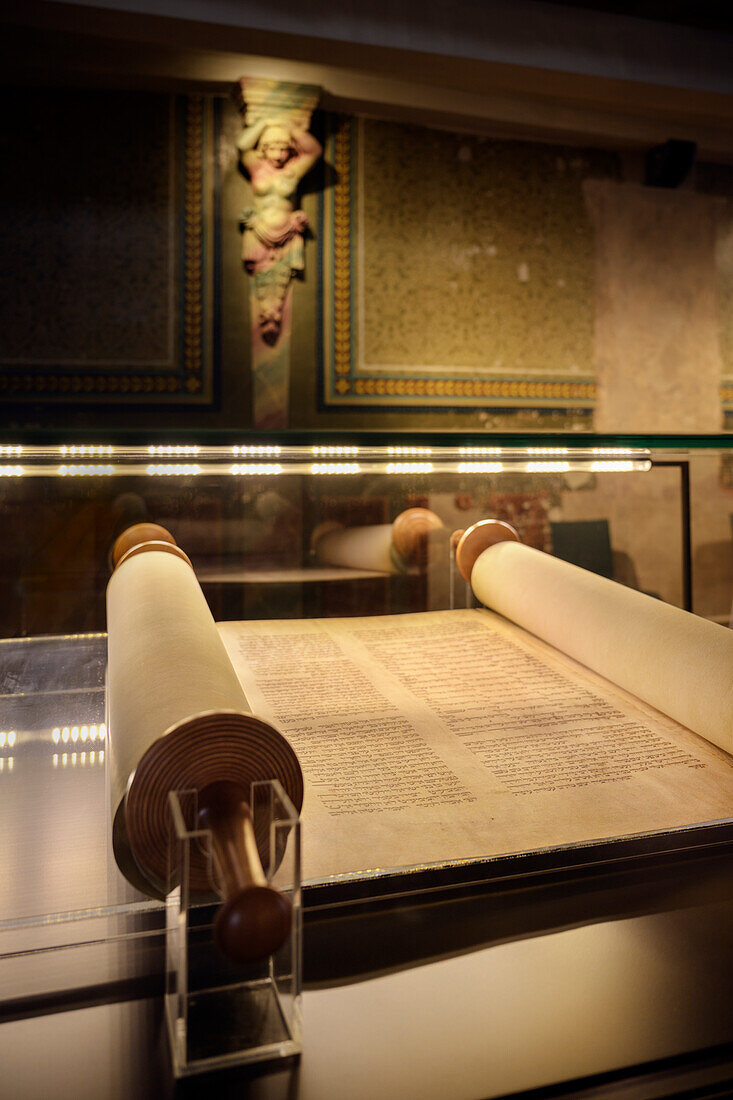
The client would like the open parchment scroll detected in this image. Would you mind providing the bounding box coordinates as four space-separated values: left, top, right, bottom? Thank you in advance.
217 541 733 885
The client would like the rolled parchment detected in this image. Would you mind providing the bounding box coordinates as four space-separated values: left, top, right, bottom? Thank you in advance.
107 525 303 962
313 507 445 573
466 536 733 756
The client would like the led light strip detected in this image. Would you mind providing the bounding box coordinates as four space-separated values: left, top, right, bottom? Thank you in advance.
310 463 361 475
52 724 106 744
53 751 104 767
230 464 283 475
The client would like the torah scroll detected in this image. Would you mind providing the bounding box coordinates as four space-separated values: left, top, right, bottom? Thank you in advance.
313 507 444 573
106 526 303 962
467 537 733 756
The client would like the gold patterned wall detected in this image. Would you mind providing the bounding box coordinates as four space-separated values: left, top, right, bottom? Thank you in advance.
320 117 620 416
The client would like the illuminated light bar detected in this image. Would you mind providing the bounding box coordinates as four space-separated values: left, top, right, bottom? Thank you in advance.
229 464 283 476
60 445 114 456
232 445 282 455
0 466 24 477
146 464 201 476
526 447 570 455
525 461 571 473
58 465 115 477
458 462 504 473
0 731 16 748
385 463 434 475
54 749 104 767
589 460 648 472
0 445 23 455
53 723 104 742
590 448 643 456
311 445 359 455
147 445 200 456
310 463 361 475
458 447 503 455
386 446 433 455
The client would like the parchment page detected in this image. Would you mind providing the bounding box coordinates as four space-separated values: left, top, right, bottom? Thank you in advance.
218 610 733 884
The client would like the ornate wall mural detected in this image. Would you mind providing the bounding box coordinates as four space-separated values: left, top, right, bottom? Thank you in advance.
0 91 217 405
320 116 619 417
234 79 322 429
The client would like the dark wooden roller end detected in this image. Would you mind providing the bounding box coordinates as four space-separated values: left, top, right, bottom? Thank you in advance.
214 886 292 966
198 780 292 966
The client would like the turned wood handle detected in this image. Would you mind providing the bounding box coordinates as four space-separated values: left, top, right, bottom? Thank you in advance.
197 780 292 965
454 519 521 582
391 507 444 566
111 522 179 567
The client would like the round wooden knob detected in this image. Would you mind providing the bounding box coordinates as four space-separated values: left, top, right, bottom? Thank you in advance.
198 780 294 964
455 519 520 582
112 523 178 567
215 886 293 965
391 508 444 566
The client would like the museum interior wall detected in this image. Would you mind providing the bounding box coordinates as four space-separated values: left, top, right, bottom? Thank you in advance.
0 1 732 631
2 88 732 436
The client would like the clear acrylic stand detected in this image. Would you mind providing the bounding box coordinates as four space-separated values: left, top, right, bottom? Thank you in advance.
165 780 302 1077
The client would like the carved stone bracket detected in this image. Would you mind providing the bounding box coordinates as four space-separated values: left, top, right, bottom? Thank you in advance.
235 78 322 428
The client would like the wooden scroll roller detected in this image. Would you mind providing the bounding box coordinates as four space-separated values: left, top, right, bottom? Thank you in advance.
453 519 521 583
107 523 303 965
313 507 445 573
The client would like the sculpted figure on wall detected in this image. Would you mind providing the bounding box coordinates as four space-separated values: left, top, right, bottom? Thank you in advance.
235 83 322 346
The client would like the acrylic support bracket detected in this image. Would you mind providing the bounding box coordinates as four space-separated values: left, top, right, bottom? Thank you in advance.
165 780 302 1077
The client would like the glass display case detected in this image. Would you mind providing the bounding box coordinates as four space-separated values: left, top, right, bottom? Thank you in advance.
0 433 731 1017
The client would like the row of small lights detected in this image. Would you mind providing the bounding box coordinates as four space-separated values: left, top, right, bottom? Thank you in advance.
0 753 104 770
233 445 282 455
2 443 645 457
385 463 434 474
53 751 104 768
146 464 202 476
59 465 115 476
312 445 359 455
310 463 361 475
52 724 106 744
230 464 283 475
148 445 200 455
60 445 114 455
0 460 647 478
457 460 642 473
387 446 433 455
